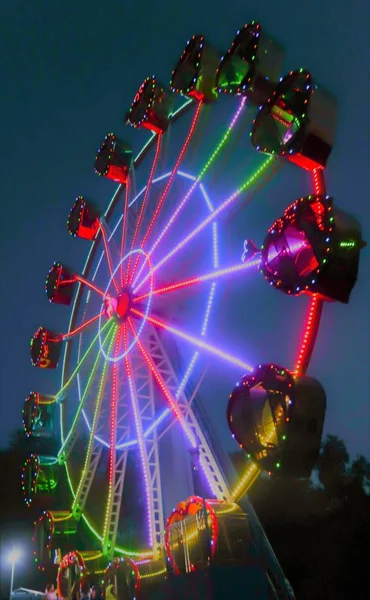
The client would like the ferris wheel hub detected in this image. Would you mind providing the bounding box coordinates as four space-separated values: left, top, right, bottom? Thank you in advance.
103 289 132 322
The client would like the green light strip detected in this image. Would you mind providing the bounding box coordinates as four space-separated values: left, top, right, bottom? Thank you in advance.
58 323 114 458
56 318 111 402
72 326 117 509
197 98 246 178
136 155 275 290
133 98 193 164
339 240 356 248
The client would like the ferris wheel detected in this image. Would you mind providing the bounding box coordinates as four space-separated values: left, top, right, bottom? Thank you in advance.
21 19 364 600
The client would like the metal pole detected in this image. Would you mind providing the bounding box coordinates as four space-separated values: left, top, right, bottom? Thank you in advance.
9 562 15 599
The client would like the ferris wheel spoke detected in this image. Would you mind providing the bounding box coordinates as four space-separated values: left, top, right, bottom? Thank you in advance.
131 102 203 285
134 155 274 293
99 221 120 294
123 323 160 549
119 178 130 288
155 367 207 443
131 309 253 372
133 256 261 303
126 134 162 284
103 326 125 552
75 275 106 298
57 325 114 460
132 98 247 290
59 313 101 341
127 318 196 449
72 328 117 516
141 325 231 500
55 319 112 402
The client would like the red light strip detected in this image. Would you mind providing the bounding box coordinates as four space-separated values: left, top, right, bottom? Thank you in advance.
120 177 131 288
107 328 120 519
294 294 323 376
100 222 120 294
127 135 162 282
76 275 106 298
130 102 203 283
59 278 76 285
60 313 101 340
127 318 196 447
123 321 156 546
133 257 261 303
294 168 326 376
130 309 253 372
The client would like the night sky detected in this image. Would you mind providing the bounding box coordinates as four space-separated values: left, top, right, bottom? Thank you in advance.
1 0 369 459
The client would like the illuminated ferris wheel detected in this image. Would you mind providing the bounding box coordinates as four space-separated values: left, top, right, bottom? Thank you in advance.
21 20 364 600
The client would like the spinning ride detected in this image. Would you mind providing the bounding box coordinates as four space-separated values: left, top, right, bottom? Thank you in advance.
22 19 364 600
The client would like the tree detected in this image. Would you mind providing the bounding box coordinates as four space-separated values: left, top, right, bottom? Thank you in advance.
317 434 349 496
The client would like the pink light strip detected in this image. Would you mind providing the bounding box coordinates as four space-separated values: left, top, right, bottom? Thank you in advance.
128 318 196 448
132 98 246 289
120 178 131 288
60 313 101 340
104 327 121 540
100 223 120 294
123 323 155 547
134 157 273 292
76 276 105 298
133 256 261 302
132 102 203 280
127 135 162 283
130 309 254 372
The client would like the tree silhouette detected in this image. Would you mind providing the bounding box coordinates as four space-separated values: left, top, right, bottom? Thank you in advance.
317 434 349 497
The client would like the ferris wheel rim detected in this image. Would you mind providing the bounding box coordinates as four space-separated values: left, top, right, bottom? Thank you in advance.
49 72 327 561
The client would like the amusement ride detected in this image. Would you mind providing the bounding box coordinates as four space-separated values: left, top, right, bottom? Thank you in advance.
21 19 365 600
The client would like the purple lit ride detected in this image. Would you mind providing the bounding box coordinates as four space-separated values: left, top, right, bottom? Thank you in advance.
22 19 365 600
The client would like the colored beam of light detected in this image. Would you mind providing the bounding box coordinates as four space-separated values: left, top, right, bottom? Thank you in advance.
127 318 197 448
120 178 130 288
131 309 254 373
135 156 274 292
132 98 246 289
127 134 162 283
100 222 120 294
133 256 261 303
55 319 112 401
132 101 203 283
60 313 101 340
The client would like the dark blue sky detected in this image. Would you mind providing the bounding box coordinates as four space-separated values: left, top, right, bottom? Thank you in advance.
1 0 369 458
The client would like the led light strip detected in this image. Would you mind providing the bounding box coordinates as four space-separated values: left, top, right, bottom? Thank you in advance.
123 323 155 548
131 308 254 373
58 325 113 458
132 97 247 288
72 328 117 509
134 156 274 292
103 327 121 543
132 101 203 281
